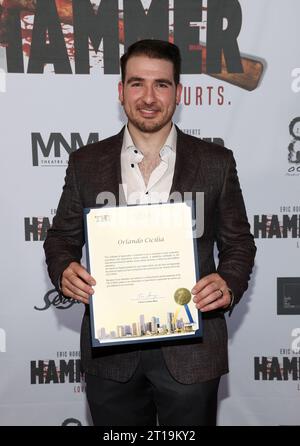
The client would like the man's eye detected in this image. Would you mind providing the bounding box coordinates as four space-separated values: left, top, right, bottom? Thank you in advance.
131 83 141 87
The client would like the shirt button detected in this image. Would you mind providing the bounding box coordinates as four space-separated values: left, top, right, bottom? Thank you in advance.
134 150 138 154
131 164 134 168
145 191 149 195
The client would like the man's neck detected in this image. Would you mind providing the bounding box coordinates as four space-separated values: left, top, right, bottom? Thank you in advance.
127 122 172 159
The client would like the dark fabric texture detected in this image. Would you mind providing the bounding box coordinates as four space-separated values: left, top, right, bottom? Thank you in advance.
44 127 256 384
86 347 220 426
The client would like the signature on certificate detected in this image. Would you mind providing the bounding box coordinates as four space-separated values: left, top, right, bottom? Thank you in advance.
131 292 166 303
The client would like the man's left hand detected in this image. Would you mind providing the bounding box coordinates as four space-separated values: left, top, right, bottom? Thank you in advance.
191 273 231 312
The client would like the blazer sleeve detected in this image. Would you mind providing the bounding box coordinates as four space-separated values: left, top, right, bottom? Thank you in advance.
43 152 84 290
216 150 256 308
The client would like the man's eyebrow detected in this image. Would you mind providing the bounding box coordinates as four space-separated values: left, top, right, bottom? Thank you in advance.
155 78 173 86
126 77 144 84
126 77 173 86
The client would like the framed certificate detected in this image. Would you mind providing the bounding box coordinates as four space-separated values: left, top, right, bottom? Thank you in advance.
84 202 202 347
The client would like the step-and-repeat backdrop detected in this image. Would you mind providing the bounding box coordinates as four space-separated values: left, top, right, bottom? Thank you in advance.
0 0 299 426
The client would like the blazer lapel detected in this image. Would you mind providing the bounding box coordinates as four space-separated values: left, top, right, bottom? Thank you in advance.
96 127 124 205
170 126 203 198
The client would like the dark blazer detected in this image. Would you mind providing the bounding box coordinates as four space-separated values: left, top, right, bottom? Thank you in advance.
44 127 256 384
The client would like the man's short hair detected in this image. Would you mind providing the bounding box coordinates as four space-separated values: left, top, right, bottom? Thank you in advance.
120 39 181 85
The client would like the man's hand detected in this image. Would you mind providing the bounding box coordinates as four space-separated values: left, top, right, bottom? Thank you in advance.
192 273 231 312
61 262 96 305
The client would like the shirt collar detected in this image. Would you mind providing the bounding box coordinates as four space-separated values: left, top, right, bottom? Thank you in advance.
122 124 177 155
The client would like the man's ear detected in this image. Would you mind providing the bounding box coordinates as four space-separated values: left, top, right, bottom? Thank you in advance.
176 83 183 105
118 81 124 105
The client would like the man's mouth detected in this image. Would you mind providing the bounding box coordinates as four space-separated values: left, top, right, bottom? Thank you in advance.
138 108 160 117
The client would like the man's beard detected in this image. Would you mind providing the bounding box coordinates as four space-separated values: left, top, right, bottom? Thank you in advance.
128 117 168 133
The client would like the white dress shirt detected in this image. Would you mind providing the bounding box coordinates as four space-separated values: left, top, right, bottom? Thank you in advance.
121 124 177 205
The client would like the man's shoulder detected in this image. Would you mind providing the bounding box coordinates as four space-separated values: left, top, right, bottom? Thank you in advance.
71 128 124 161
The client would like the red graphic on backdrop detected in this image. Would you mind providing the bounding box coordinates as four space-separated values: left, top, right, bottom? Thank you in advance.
0 0 264 90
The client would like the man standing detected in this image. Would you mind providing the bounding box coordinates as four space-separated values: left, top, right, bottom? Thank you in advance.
44 39 256 426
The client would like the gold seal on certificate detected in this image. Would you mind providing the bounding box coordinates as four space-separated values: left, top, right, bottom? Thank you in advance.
174 288 192 305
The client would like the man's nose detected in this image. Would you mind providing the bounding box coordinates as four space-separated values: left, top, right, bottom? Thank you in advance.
143 85 156 104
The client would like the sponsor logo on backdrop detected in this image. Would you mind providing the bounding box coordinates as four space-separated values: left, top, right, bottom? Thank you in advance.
0 328 6 353
182 128 224 146
291 68 300 93
31 351 86 393
0 0 264 92
286 118 300 176
277 278 300 315
181 85 232 108
61 418 83 426
24 208 56 241
31 132 99 167
254 329 300 390
254 205 300 247
34 288 81 311
24 216 52 241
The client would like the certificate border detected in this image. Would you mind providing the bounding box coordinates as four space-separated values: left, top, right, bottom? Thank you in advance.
84 201 202 348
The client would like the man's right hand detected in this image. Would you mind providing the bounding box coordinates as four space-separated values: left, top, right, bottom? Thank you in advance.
61 262 96 305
